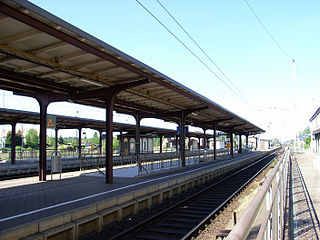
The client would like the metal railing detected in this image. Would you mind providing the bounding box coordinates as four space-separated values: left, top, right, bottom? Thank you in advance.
226 148 290 240
137 149 229 175
0 147 233 163
1 148 103 162
0 148 232 177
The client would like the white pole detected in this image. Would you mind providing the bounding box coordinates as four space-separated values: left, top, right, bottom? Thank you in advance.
292 59 297 151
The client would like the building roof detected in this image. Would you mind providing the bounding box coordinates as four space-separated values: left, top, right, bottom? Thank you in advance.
0 0 264 135
310 106 320 122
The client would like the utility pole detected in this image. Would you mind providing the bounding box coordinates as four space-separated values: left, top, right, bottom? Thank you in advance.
292 59 298 151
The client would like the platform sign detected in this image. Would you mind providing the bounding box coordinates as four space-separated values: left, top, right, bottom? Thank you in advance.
46 115 56 129
299 134 309 139
177 126 189 135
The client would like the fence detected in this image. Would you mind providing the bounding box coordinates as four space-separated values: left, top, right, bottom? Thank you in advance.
226 148 290 240
1 148 230 163
137 149 229 175
0 148 104 162
76 149 230 176
0 148 232 177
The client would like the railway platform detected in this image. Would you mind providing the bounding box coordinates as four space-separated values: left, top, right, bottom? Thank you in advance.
289 152 320 239
0 151 271 240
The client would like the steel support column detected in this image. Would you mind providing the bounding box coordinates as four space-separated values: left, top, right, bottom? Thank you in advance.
239 134 242 153
203 129 207 149
99 130 103 154
159 134 163 153
180 112 186 166
38 99 49 181
55 128 58 153
105 99 114 184
69 79 150 184
256 137 258 150
198 137 201 149
135 114 141 167
230 129 234 158
188 137 191 151
78 128 82 158
119 131 123 156
246 134 249 147
10 122 16 164
213 124 217 160
176 135 179 153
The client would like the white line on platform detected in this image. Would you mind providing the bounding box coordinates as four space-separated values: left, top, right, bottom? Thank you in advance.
0 159 235 223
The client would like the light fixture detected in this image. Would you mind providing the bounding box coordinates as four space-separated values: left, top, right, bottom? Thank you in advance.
79 78 105 87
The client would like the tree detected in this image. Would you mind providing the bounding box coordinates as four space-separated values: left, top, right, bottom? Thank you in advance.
153 138 159 147
90 131 100 145
302 127 311 135
113 137 119 151
47 137 55 147
58 135 64 145
25 129 39 149
5 130 23 148
301 127 311 149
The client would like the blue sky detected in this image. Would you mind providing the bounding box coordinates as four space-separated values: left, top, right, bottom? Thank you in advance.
2 0 320 141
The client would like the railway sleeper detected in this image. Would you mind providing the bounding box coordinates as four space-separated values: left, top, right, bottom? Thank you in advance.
166 216 201 224
195 195 225 201
134 232 176 240
177 209 211 216
192 199 221 204
171 212 206 219
146 227 187 236
156 222 193 229
181 205 214 211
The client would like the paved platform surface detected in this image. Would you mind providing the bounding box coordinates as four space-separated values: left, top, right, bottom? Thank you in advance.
0 152 257 232
291 152 320 239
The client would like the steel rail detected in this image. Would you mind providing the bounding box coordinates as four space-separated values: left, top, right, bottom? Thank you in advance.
108 151 279 240
226 148 288 240
181 152 279 240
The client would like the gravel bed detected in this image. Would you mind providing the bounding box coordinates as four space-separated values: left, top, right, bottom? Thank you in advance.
195 157 279 240
80 156 279 240
80 174 227 240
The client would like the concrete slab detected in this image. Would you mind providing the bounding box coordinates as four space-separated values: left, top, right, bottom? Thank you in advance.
291 152 320 238
295 153 320 222
0 151 262 236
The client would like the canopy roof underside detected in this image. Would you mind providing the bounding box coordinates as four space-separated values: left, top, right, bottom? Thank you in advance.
0 0 264 135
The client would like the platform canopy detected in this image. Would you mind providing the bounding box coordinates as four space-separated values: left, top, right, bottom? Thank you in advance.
0 0 264 135
0 108 207 138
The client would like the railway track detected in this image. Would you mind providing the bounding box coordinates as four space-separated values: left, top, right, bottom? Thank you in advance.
107 152 279 240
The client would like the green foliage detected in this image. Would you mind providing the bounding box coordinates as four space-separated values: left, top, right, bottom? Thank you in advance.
153 136 164 148
47 137 55 147
90 131 100 145
113 137 119 151
5 130 23 147
25 129 39 149
302 127 311 135
305 135 311 149
58 135 64 145
153 137 160 147
301 126 311 149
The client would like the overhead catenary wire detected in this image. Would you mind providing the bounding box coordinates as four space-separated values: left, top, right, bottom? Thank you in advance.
244 0 293 61
135 0 251 107
155 0 251 106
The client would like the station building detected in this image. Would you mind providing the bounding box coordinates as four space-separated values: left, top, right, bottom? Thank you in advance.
310 107 320 154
